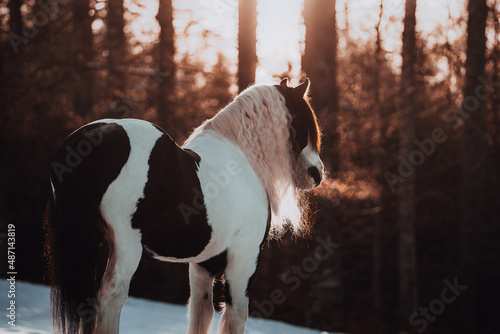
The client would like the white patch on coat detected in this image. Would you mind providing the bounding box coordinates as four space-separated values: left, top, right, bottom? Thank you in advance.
186 263 214 334
153 129 268 264
95 119 163 332
219 244 261 334
98 118 162 270
301 136 324 180
184 130 269 333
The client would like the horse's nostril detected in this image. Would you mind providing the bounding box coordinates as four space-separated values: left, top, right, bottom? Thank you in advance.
307 167 322 187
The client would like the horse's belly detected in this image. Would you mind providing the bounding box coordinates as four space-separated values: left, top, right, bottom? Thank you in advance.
136 210 217 262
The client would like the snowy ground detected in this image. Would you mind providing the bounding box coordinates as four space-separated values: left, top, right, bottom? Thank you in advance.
1 280 332 334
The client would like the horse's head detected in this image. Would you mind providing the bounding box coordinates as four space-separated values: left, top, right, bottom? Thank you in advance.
276 78 324 191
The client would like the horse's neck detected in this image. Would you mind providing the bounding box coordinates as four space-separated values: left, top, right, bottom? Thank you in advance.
182 129 250 169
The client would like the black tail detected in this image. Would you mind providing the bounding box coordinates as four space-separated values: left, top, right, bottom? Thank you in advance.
44 122 130 333
44 186 110 333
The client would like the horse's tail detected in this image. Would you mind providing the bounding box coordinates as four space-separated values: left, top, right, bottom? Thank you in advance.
44 122 132 333
44 177 110 334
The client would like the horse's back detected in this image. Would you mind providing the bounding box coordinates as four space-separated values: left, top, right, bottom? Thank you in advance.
51 118 175 231
51 120 131 193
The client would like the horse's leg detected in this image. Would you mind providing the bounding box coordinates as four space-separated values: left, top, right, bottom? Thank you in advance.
95 225 143 334
187 263 215 334
218 248 260 334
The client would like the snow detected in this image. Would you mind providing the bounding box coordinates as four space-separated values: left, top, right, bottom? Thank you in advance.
1 281 333 334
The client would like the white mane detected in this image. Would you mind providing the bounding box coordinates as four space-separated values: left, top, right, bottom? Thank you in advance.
184 84 308 238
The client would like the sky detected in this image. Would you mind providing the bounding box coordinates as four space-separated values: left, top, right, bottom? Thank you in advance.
114 0 468 83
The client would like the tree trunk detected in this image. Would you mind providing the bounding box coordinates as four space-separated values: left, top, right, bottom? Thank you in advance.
459 0 488 331
302 0 343 331
8 0 23 36
72 0 94 117
238 0 257 92
492 2 499 157
303 0 339 172
372 0 384 327
398 0 418 324
5 0 23 75
107 0 126 95
156 0 176 135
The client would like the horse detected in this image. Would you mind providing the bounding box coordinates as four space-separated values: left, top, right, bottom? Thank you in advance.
44 78 324 334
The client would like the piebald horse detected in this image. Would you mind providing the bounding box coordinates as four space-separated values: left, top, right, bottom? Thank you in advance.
45 78 324 334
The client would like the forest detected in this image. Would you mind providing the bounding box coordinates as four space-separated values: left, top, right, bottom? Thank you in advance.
1 0 499 333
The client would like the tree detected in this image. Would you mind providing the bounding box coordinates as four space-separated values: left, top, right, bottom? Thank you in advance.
459 0 488 331
4 0 23 82
107 0 126 95
372 0 384 325
302 0 339 172
398 0 418 323
302 0 343 330
491 1 500 163
156 0 176 134
7 0 22 37
238 0 257 92
71 0 94 116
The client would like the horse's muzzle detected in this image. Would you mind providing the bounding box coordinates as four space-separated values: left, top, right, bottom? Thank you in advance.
307 166 322 187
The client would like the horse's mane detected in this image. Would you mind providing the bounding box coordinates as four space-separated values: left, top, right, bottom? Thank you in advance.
184 84 308 238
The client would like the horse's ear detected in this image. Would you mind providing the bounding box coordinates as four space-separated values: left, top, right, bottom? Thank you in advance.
280 78 289 87
295 78 310 98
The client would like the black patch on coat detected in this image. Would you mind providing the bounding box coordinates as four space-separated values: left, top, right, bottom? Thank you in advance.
225 280 233 306
46 122 131 333
185 148 201 164
199 250 228 277
275 82 321 155
246 204 271 297
199 251 229 309
132 130 212 259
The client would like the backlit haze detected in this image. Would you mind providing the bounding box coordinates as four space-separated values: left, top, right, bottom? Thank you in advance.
98 0 467 85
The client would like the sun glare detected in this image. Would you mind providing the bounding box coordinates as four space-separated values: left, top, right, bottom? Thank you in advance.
124 0 159 46
121 0 467 83
256 0 305 84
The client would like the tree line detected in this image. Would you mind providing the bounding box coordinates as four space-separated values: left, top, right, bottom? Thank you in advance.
1 0 500 332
